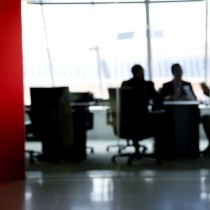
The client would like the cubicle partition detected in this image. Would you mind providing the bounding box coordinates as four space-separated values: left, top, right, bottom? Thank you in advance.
27 87 97 163
29 87 73 162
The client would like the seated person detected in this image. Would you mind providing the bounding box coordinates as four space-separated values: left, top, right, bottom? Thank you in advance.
121 64 163 111
121 64 164 162
200 82 210 156
160 63 197 101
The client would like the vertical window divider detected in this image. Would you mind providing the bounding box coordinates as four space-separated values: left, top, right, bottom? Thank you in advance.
40 2 55 86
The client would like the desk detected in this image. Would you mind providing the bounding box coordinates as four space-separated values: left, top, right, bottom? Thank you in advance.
71 102 94 162
162 101 200 160
25 101 94 163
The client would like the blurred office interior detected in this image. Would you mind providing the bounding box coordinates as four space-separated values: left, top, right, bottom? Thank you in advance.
23 0 210 169
22 0 210 104
1 1 210 209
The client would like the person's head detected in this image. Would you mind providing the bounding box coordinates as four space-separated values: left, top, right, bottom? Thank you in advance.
131 64 144 78
171 63 183 80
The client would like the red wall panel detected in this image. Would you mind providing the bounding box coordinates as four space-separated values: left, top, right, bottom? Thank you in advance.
0 0 25 179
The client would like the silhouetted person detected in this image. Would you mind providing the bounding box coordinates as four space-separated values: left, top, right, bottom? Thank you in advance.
121 64 164 163
161 63 197 101
200 82 210 156
121 64 163 111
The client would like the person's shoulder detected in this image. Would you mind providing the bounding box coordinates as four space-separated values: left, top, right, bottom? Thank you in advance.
145 80 154 87
121 79 130 86
145 80 154 85
122 77 137 84
162 81 173 87
182 80 192 86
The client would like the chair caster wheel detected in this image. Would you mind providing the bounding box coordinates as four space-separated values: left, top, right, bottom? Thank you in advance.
111 156 116 163
127 158 132 166
29 158 35 164
156 159 162 165
118 149 122 154
142 147 147 154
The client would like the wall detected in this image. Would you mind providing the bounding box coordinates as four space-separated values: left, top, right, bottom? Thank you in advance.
0 0 25 179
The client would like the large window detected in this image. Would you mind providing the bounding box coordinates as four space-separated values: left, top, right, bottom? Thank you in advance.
150 1 208 99
21 0 209 104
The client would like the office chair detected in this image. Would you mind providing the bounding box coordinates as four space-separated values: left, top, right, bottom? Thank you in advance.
107 88 137 153
108 87 163 165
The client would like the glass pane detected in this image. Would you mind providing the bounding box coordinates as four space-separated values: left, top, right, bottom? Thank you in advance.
150 1 206 101
22 2 53 104
23 0 210 180
150 0 203 2
28 0 144 3
42 4 97 94
199 1 210 157
23 1 148 178
22 3 147 102
92 4 147 98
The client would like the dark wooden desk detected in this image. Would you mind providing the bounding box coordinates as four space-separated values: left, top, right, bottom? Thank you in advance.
162 101 200 160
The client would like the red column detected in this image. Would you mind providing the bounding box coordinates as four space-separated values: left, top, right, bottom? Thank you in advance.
0 0 25 179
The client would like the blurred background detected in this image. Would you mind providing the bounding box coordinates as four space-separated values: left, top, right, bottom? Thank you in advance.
22 0 210 105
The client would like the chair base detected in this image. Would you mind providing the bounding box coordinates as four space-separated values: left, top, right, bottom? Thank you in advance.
112 152 162 165
25 150 41 164
107 144 134 153
111 143 162 166
86 146 94 154
106 139 136 153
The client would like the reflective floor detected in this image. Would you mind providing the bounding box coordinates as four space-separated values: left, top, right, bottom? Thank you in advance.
1 169 210 210
1 139 210 210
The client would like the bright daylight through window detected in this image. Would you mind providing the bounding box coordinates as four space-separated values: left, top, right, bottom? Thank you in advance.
22 0 209 104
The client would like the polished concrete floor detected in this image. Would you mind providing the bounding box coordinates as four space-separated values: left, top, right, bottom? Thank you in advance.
1 139 210 210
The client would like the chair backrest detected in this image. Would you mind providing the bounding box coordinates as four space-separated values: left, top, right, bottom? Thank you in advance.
70 92 94 103
69 91 94 130
108 87 151 140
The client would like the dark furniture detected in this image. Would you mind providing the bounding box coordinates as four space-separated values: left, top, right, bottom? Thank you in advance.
26 88 94 164
29 87 74 163
106 88 134 153
162 101 200 160
107 87 163 165
70 92 94 155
